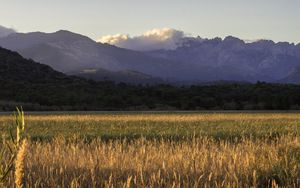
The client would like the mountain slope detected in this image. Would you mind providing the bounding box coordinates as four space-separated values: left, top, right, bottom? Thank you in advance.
0 25 15 38
0 46 68 82
279 67 300 84
0 30 178 79
73 68 164 85
0 30 124 72
0 46 93 109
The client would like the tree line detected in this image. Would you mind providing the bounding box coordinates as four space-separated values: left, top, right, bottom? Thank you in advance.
1 80 300 111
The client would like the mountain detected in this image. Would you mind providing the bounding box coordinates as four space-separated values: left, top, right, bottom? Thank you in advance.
279 67 300 84
146 36 300 82
0 46 85 109
72 68 164 85
0 46 152 110
3 46 300 111
0 25 15 38
1 30 300 84
0 46 171 110
0 46 69 82
0 30 178 80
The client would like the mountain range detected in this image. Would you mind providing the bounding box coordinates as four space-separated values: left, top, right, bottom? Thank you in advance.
147 37 300 83
0 28 300 84
2 45 300 111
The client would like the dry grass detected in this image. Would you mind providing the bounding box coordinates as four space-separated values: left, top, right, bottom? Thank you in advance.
2 112 300 123
1 136 299 187
14 139 28 188
1 112 299 141
0 112 299 187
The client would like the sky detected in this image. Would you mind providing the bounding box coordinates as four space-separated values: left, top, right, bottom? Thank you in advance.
0 0 299 43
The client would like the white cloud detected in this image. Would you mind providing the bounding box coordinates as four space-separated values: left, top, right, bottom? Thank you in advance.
98 28 186 51
99 34 129 45
0 25 16 38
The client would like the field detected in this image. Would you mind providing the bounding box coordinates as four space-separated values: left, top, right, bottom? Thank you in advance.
0 112 300 187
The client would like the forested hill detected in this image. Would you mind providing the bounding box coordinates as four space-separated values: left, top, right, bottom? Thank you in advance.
0 47 69 82
1 46 300 111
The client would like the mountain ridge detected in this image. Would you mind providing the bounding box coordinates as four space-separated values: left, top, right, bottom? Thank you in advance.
0 30 182 82
1 29 300 84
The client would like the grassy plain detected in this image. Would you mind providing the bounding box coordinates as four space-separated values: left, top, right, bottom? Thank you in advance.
0 112 299 187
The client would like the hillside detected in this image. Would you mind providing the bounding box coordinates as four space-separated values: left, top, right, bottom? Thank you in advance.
0 30 178 80
2 47 300 111
0 47 92 109
73 68 164 85
279 67 300 84
0 46 68 82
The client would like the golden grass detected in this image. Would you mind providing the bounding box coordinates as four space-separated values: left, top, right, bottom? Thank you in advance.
1 136 299 187
2 112 300 123
0 112 299 187
15 139 28 188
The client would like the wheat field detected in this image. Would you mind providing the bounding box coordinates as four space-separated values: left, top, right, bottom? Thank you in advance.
0 112 300 187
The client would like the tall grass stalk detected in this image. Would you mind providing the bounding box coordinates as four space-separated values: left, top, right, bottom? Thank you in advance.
0 107 26 186
15 139 27 188
14 107 25 147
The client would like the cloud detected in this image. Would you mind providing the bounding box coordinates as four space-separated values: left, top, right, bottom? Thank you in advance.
99 34 129 45
98 28 186 51
0 25 16 38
